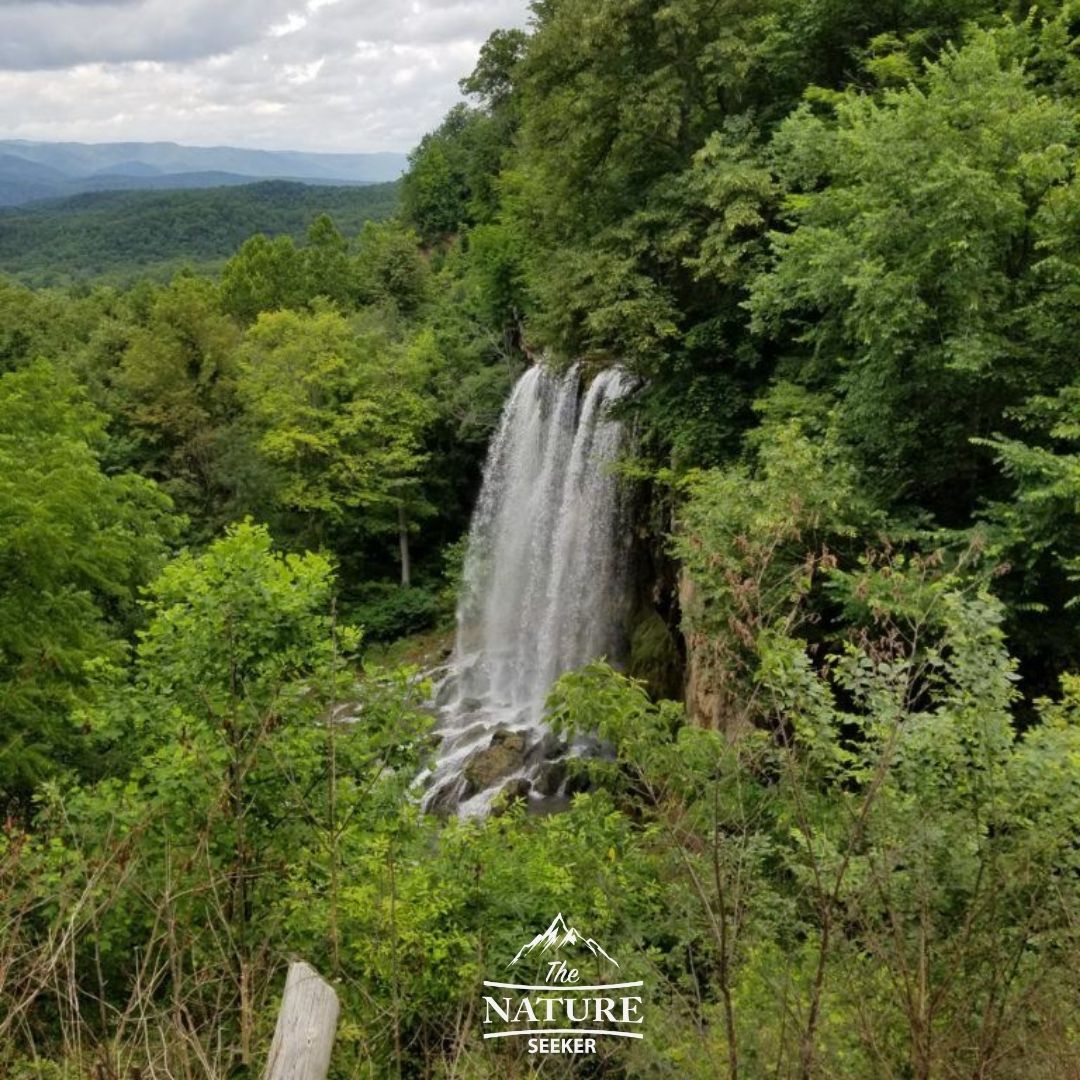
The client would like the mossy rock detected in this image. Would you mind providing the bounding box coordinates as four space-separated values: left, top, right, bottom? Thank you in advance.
628 608 683 701
463 728 527 794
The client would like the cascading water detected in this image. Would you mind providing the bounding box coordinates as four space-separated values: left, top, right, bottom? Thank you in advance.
420 363 634 816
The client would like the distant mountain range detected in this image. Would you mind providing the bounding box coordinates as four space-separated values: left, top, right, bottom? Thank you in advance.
0 140 409 207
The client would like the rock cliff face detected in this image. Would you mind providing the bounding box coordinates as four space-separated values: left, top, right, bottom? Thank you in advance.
677 569 757 737
678 572 719 729
624 557 750 735
623 484 686 709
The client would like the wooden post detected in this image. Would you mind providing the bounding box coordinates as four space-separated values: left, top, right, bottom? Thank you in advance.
264 961 339 1080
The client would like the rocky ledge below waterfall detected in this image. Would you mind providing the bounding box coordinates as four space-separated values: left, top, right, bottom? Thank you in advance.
422 721 590 817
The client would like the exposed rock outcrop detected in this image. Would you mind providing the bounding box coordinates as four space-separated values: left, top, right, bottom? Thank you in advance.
462 728 527 796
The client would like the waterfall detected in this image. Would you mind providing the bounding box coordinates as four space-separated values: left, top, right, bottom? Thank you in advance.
420 363 634 816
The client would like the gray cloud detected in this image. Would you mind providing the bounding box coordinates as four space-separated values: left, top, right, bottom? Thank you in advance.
0 1 143 7
0 0 530 151
0 0 294 69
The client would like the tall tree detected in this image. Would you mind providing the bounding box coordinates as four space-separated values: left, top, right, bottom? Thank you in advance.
237 305 435 580
0 361 174 801
114 275 243 534
220 233 306 322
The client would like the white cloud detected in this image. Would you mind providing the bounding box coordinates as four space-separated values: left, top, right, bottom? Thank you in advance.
0 0 530 152
282 57 324 84
268 11 307 38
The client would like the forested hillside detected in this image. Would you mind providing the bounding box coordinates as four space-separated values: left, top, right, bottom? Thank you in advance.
0 180 400 284
3 2 1080 1078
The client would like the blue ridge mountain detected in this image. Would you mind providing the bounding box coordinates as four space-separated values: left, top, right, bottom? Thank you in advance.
0 140 408 206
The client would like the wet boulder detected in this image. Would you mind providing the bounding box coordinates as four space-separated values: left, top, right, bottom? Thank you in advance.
424 777 465 817
433 678 457 708
462 728 528 795
533 760 567 797
529 729 567 762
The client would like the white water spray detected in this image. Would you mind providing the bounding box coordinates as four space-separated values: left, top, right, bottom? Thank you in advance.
420 363 634 815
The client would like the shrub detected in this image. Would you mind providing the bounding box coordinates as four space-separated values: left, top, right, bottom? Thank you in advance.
350 582 441 642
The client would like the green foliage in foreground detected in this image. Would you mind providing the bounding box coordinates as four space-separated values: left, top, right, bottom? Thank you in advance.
0 181 400 285
1 524 429 1075
2 522 1078 1079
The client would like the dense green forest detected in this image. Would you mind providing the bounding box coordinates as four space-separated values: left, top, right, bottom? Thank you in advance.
4 1 1080 1078
0 180 400 285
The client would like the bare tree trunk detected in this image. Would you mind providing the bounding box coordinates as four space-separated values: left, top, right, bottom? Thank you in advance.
398 505 411 589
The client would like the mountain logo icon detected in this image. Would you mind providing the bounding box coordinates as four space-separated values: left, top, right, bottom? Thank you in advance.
482 913 643 1053
507 913 620 969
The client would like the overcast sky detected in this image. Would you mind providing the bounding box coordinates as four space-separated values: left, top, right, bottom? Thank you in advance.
0 0 531 154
